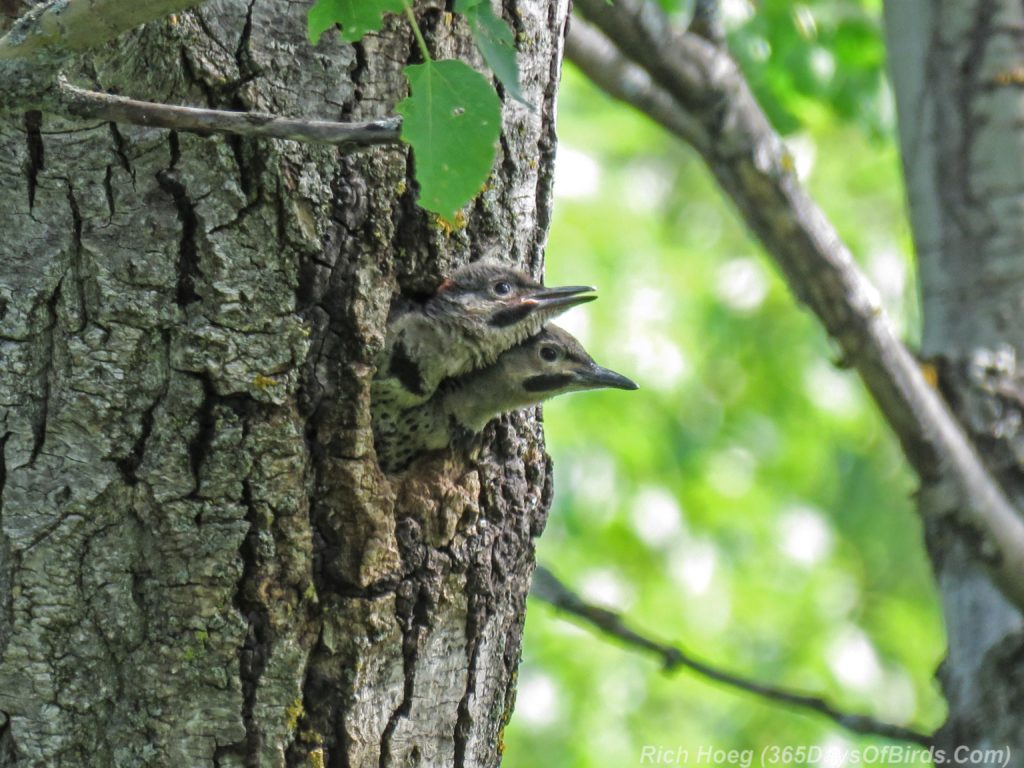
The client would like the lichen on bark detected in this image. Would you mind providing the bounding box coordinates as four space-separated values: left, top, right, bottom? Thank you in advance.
0 0 569 765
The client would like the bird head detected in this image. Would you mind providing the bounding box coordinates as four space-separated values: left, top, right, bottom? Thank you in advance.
449 324 638 433
508 324 639 402
424 261 596 342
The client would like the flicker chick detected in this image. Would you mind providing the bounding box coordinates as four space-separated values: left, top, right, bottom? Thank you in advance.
372 261 596 412
375 324 638 473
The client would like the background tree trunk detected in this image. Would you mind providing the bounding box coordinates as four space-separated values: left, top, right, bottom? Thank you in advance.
0 0 569 765
886 0 1024 757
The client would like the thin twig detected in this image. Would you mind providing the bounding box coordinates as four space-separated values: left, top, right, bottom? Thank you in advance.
531 565 933 746
565 6 1024 610
55 80 402 147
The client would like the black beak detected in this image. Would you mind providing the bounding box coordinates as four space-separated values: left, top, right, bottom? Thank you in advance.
525 285 597 313
491 285 597 327
577 363 639 391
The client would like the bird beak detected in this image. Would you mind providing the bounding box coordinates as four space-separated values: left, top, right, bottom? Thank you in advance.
523 285 597 313
576 362 639 391
490 285 597 327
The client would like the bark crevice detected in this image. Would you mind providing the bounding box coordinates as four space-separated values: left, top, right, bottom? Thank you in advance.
22 109 42 210
107 121 133 178
155 132 203 307
0 432 8 513
25 281 59 468
452 593 483 768
235 476 274 765
63 179 88 333
116 396 160 486
377 579 424 768
185 372 218 497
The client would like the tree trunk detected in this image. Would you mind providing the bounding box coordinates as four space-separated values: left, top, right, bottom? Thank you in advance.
0 0 569 765
886 0 1024 758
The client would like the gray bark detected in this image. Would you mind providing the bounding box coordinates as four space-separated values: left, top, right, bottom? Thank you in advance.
0 0 568 765
886 0 1024 758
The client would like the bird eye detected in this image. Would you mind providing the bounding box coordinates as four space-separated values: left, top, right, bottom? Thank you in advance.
540 346 558 362
493 281 512 296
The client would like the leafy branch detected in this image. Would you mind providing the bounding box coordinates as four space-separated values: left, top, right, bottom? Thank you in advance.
307 0 525 221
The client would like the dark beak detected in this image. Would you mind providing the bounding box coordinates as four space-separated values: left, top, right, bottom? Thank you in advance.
491 285 597 327
525 285 597 313
577 363 639 391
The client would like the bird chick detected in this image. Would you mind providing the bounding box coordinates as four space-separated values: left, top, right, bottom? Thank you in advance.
375 324 638 473
373 261 596 412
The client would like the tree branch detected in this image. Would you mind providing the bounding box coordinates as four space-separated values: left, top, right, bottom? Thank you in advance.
0 2 405 151
0 0 204 60
0 0 212 111
56 80 402 147
531 565 933 746
564 18 706 151
689 0 724 44
565 6 1024 611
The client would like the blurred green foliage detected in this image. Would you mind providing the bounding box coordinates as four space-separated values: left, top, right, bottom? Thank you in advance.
730 0 891 136
503 1 944 766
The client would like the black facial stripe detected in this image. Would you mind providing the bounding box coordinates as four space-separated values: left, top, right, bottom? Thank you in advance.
388 338 427 396
489 303 534 327
523 373 574 393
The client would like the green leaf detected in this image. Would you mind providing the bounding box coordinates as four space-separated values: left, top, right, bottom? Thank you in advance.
455 0 526 104
307 0 404 45
397 59 502 220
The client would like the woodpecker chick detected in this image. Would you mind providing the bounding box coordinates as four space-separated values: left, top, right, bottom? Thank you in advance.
373 261 596 412
375 325 638 472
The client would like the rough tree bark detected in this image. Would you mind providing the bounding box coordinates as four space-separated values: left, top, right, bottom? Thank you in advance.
886 0 1024 759
0 0 569 765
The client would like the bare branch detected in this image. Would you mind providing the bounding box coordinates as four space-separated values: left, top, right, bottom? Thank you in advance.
564 19 706 151
566 5 1024 611
56 80 402 147
689 0 724 44
0 0 204 60
0 0 212 111
531 565 933 746
0 3 404 151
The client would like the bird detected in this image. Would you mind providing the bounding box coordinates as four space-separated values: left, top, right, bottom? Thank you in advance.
372 260 596 419
375 324 638 472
